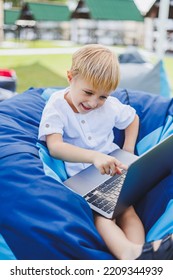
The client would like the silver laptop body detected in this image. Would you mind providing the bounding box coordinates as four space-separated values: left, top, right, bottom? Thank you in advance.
64 135 173 219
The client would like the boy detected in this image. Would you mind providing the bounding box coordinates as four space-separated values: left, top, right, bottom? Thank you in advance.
39 44 173 259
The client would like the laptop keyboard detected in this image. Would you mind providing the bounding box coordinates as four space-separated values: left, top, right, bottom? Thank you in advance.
84 170 127 214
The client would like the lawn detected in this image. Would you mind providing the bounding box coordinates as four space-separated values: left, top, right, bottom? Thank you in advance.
0 40 173 94
0 53 71 93
163 56 173 93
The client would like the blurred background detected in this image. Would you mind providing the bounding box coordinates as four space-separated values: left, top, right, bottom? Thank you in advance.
0 0 173 96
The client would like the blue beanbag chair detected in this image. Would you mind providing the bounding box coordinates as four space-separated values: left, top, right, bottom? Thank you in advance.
0 87 173 260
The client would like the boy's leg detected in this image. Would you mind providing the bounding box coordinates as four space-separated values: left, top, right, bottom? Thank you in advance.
94 213 142 260
116 206 145 244
94 212 173 260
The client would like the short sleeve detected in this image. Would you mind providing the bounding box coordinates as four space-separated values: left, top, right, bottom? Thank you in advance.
108 97 136 130
38 102 64 141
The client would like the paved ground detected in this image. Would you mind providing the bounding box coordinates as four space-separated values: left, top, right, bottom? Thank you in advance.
0 47 80 56
0 41 154 59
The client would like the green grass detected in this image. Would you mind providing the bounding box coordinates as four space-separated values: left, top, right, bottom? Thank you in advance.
0 54 71 93
163 56 173 93
14 62 67 93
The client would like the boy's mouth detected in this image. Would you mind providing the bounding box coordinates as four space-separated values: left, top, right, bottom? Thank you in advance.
81 103 92 111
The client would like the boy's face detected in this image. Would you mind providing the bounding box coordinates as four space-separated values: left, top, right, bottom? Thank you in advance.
65 72 110 114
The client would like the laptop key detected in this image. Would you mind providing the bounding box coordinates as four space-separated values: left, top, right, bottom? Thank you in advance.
92 199 110 208
87 194 99 203
84 170 127 214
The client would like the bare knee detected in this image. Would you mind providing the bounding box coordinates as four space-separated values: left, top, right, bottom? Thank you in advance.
117 206 138 225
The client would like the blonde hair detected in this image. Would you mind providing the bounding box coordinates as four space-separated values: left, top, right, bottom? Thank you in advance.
70 44 120 93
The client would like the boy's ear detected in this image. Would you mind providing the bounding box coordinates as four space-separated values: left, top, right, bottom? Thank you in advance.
67 71 73 82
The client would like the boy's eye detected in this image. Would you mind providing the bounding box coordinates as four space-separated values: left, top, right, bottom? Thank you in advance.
83 90 107 100
100 96 107 100
84 91 92 95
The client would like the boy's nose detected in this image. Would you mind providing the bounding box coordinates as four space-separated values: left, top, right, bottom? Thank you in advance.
88 99 98 108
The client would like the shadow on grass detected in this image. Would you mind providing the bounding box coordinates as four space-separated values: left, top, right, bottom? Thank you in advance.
13 62 68 93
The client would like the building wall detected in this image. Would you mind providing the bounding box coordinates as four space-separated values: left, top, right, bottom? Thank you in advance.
71 19 144 46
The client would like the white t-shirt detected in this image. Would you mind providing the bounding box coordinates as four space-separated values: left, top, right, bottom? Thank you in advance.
38 88 136 176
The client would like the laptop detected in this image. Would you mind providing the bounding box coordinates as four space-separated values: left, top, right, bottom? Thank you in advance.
64 135 173 219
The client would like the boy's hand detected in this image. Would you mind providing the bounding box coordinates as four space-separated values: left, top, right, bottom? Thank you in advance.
92 152 127 176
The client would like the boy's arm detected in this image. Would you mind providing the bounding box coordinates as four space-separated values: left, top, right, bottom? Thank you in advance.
122 114 139 154
47 133 96 164
46 133 127 176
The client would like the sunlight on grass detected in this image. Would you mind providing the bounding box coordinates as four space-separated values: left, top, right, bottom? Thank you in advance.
164 57 173 93
0 54 71 93
13 63 68 93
